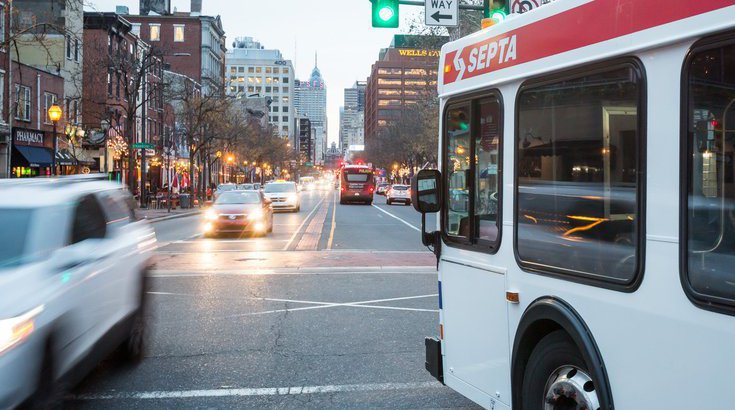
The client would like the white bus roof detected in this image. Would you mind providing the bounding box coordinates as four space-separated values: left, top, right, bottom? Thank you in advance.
438 0 735 98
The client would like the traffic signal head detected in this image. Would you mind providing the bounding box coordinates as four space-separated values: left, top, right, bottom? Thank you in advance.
372 0 399 28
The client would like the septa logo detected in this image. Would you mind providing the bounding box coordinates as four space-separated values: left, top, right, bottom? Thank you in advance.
444 35 517 85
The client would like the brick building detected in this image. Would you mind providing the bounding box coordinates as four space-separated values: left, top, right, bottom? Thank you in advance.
364 35 447 146
124 1 226 96
83 12 166 184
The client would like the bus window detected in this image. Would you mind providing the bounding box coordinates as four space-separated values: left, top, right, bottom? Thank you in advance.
474 98 501 242
443 93 503 250
516 62 643 284
684 38 735 304
445 103 471 239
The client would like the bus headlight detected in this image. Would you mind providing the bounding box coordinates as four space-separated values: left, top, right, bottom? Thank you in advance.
205 209 219 221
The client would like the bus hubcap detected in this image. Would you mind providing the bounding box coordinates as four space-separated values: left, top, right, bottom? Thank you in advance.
543 366 600 410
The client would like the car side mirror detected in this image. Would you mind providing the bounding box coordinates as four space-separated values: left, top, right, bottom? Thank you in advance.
411 169 442 214
411 170 443 267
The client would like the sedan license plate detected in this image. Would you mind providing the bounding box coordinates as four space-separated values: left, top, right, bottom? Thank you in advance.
354 193 359 196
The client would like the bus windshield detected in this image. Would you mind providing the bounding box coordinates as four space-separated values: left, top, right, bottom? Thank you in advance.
346 173 369 183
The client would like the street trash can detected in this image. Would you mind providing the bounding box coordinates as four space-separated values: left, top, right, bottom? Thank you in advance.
179 194 191 208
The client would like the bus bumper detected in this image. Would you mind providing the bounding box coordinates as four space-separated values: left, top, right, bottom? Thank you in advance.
425 337 444 384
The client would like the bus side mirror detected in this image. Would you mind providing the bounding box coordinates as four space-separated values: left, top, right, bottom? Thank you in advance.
411 170 442 266
412 169 442 214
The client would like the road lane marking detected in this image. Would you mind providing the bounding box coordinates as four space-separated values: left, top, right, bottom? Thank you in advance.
283 195 325 251
371 204 421 232
296 195 329 250
70 381 443 401
327 191 337 249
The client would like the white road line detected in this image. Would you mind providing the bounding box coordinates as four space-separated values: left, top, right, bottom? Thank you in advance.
283 195 325 251
371 204 421 232
71 381 442 401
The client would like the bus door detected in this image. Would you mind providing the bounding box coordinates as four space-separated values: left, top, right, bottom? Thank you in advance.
438 95 511 407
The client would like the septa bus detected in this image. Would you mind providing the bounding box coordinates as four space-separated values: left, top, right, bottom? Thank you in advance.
410 0 735 409
339 164 375 205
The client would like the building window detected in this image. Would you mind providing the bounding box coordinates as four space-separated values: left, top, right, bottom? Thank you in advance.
378 99 401 107
149 24 161 42
516 61 643 284
256 67 262 73
266 67 272 74
238 66 245 73
229 67 236 73
274 68 280 74
283 77 289 84
174 25 185 42
71 100 79 124
266 77 273 84
282 97 289 104
282 86 289 93
248 86 254 92
74 38 80 62
379 89 401 96
272 106 279 112
404 68 427 76
248 67 254 73
282 116 288 122
283 68 289 74
0 6 4 45
132 23 141 36
378 78 402 86
273 77 280 84
66 35 72 59
265 86 271 93
404 80 427 86
14 85 31 122
43 93 57 124
273 86 279 93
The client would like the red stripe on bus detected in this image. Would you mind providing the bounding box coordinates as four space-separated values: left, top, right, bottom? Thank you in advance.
442 0 734 85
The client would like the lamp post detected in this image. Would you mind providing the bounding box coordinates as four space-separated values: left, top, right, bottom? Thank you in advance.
48 104 63 176
226 155 235 183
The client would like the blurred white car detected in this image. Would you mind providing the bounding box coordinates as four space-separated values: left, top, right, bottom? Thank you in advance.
263 181 300 212
0 176 156 408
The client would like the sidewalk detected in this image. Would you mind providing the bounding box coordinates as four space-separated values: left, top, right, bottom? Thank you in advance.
137 206 201 223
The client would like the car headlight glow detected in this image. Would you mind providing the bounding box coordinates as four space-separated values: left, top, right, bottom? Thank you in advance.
205 209 219 221
287 193 298 202
0 306 43 355
248 208 265 220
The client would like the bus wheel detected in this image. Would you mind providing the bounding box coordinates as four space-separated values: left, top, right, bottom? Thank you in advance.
522 331 600 410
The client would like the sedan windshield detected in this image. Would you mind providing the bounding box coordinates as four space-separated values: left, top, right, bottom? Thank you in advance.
392 185 409 190
0 209 32 269
215 192 261 204
217 184 237 192
264 183 297 193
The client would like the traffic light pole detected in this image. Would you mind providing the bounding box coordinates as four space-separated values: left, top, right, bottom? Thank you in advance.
379 0 485 11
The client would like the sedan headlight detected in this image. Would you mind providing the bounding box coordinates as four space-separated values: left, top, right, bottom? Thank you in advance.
205 209 219 221
0 306 43 355
286 193 298 202
248 208 265 220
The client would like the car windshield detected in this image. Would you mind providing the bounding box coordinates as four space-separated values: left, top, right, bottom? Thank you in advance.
238 184 254 190
215 191 261 204
392 185 409 190
265 183 297 193
217 184 237 192
0 209 32 269
346 173 369 182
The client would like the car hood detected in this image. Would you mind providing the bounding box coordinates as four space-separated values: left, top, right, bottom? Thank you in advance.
212 203 261 214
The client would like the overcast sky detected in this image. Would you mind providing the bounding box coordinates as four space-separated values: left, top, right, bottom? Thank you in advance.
85 0 424 144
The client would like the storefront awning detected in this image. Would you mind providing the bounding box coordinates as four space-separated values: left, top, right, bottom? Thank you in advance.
56 149 77 166
14 145 53 167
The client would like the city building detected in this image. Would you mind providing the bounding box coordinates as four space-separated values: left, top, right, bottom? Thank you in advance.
339 81 366 155
4 0 85 177
225 37 294 140
83 12 166 185
364 35 448 146
294 57 327 163
123 0 226 96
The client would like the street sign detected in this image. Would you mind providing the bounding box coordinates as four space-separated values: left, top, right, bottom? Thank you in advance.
425 0 458 27
132 142 155 149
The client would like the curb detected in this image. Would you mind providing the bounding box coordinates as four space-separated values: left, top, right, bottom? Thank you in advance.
144 209 201 223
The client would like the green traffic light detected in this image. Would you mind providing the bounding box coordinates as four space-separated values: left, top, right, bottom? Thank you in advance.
372 0 399 28
490 10 506 22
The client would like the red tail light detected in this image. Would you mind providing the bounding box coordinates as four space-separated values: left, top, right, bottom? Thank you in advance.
369 187 374 193
341 186 346 192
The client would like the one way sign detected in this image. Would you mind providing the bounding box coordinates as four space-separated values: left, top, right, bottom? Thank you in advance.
425 0 458 27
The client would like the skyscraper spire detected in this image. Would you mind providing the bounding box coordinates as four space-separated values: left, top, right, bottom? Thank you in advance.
315 51 318 68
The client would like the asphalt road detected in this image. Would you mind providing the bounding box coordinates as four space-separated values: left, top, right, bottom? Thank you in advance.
65 189 478 409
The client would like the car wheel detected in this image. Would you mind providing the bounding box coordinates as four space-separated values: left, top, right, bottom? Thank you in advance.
387 199 392 205
521 330 601 410
268 221 273 233
23 342 63 410
367 200 373 205
118 273 149 365
295 206 300 212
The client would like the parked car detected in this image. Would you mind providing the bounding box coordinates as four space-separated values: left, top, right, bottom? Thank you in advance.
263 181 300 212
203 190 273 237
0 176 156 409
376 183 391 196
386 184 412 205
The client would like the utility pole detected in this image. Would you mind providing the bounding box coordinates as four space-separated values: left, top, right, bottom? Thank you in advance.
140 61 147 208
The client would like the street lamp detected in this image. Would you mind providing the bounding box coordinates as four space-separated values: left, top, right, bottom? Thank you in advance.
226 155 235 183
47 104 63 176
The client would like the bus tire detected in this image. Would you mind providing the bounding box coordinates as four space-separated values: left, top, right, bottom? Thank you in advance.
521 330 601 410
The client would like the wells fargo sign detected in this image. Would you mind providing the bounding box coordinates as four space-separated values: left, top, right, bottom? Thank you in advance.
397 49 440 57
